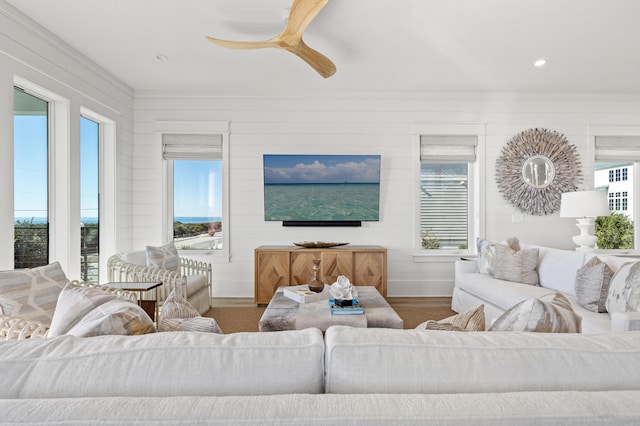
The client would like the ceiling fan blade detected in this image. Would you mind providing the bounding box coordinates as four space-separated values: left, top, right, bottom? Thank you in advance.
206 36 277 50
281 0 329 43
206 0 336 78
288 39 336 78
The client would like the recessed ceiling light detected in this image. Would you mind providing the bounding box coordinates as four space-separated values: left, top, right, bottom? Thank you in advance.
155 54 168 61
534 59 547 67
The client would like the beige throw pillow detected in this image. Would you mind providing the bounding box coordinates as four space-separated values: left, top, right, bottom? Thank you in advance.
492 245 539 285
158 288 199 321
575 257 613 313
146 241 180 272
0 262 68 323
416 305 485 331
476 237 520 275
48 282 156 337
490 293 581 333
606 260 640 313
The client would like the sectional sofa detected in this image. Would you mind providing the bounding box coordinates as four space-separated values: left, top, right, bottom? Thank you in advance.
453 243 640 333
2 326 640 424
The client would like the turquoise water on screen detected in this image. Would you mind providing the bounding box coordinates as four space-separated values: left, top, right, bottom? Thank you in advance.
264 183 379 221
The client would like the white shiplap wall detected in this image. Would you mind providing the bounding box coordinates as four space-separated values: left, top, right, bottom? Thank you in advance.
133 92 640 297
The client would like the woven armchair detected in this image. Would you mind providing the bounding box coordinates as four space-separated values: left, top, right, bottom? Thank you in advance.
0 281 137 341
107 251 212 315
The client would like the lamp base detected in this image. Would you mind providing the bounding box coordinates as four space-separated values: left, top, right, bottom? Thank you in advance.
572 218 598 252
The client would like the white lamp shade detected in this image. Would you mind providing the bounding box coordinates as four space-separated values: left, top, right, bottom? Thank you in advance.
559 190 611 218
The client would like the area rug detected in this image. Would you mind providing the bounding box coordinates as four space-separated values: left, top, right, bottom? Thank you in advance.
204 303 455 334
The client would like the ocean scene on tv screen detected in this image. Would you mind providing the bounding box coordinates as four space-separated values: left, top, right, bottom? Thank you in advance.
263 154 381 221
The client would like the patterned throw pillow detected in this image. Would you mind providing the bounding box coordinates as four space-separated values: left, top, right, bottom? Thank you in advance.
159 289 199 320
575 257 613 313
606 261 640 313
490 293 581 333
159 317 222 334
0 262 68 323
146 241 180 272
476 237 520 275
492 245 539 285
48 282 156 337
416 305 485 331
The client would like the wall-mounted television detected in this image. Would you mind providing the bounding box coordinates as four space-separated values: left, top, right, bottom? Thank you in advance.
263 154 381 226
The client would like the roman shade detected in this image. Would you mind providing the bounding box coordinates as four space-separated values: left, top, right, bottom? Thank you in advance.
420 135 478 163
594 136 640 161
162 134 223 160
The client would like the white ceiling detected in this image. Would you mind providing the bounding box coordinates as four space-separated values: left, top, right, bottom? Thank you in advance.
7 0 640 94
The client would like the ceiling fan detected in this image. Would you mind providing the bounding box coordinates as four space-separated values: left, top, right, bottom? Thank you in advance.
207 0 336 78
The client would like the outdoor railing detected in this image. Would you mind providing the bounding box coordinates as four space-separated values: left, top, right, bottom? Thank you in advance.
14 223 99 284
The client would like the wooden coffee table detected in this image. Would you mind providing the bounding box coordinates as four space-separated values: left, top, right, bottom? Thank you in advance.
259 286 403 332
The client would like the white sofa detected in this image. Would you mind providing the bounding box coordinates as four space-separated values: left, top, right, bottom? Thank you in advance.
1 326 640 424
453 244 640 333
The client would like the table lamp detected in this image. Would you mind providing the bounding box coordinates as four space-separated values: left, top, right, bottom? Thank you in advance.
559 190 611 252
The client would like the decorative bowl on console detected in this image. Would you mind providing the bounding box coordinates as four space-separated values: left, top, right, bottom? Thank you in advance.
293 241 349 248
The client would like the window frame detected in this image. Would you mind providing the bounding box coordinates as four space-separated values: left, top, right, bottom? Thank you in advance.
157 121 230 261
413 123 485 258
14 77 71 270
589 127 640 250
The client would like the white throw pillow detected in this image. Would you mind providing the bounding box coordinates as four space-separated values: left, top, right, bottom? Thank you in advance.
490 293 581 333
606 260 640 313
146 241 180 272
159 317 223 334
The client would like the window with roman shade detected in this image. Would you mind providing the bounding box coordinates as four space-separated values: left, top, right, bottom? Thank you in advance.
161 131 227 255
419 135 478 250
162 133 223 160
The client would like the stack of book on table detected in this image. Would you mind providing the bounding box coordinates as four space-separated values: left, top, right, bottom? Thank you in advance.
329 299 363 315
283 285 331 303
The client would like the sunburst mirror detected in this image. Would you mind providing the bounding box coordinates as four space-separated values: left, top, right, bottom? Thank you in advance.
496 128 582 216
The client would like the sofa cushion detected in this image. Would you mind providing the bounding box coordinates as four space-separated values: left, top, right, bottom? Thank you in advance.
476 237 520 275
324 326 640 394
0 262 68 323
416 304 485 331
186 274 207 297
575 256 613 313
48 282 156 337
489 293 581 333
455 271 555 312
146 241 180 272
533 246 585 295
606 260 640 313
0 329 325 398
492 245 539 285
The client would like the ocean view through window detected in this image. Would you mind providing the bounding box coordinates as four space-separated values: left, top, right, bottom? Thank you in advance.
80 116 100 283
173 160 223 250
14 87 49 268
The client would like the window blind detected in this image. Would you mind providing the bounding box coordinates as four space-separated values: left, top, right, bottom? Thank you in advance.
594 136 640 161
420 135 478 162
162 133 223 160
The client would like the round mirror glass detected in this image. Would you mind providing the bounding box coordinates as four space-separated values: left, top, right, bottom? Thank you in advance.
521 155 555 188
